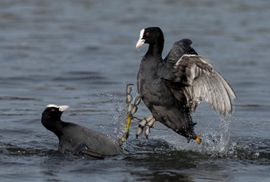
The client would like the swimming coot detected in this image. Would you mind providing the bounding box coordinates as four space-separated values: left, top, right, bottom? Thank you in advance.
41 104 122 158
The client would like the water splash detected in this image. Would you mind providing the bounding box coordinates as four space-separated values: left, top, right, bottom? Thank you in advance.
111 96 126 140
198 117 232 156
95 92 126 141
167 116 233 157
97 92 128 140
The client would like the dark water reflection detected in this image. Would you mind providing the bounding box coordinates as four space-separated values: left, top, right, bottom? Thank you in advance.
0 0 270 181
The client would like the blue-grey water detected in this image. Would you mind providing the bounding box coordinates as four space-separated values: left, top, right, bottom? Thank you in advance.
0 0 269 181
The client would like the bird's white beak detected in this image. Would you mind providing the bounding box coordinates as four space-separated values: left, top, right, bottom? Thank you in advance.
136 29 145 49
59 105 69 112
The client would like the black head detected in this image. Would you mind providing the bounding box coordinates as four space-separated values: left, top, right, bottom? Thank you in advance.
41 104 69 135
136 27 164 55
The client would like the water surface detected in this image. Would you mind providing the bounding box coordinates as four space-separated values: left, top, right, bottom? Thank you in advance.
0 0 270 181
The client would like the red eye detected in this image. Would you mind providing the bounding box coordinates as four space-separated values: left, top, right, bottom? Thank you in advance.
51 108 56 112
145 32 150 37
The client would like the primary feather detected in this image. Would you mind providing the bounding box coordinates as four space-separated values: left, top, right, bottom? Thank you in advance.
174 54 236 115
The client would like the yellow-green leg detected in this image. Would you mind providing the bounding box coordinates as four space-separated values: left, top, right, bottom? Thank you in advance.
119 84 141 145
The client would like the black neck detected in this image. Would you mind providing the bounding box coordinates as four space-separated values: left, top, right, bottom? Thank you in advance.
146 33 164 57
42 119 65 138
146 43 163 57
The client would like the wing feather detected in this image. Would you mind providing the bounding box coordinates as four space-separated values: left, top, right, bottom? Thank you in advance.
174 54 236 116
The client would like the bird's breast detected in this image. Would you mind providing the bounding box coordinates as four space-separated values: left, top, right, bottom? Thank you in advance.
137 57 175 106
138 74 174 107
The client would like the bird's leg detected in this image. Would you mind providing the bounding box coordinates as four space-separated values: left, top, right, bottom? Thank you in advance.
186 123 202 144
136 115 156 139
119 84 141 144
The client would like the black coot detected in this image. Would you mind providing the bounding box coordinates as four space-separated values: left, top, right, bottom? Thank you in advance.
135 27 236 143
41 104 122 158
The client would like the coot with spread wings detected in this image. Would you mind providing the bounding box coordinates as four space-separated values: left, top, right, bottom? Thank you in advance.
135 27 236 143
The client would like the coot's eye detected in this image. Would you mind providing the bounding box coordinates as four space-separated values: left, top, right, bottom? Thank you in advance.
51 108 56 112
145 32 150 37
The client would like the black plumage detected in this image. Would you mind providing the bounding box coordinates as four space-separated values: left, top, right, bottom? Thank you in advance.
41 104 121 158
136 27 236 142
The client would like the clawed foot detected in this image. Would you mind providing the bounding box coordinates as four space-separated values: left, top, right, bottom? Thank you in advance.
136 115 156 139
119 84 157 144
127 84 157 139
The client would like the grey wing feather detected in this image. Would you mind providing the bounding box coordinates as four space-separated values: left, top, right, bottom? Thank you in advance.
175 54 236 116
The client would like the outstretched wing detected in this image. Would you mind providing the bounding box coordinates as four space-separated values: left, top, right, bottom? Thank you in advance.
173 54 236 116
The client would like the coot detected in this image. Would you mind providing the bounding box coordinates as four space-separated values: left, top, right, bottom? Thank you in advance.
135 27 236 143
41 104 122 158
